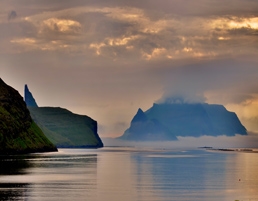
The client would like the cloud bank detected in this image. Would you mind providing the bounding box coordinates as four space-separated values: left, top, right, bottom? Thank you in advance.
1 0 258 138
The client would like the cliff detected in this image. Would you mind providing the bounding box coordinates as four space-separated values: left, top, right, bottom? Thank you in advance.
28 107 103 148
119 103 247 141
24 84 103 148
0 78 57 154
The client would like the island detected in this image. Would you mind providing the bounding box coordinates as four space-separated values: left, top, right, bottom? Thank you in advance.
119 102 247 141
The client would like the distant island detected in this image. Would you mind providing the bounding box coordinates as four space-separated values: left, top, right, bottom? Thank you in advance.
25 85 103 148
0 78 57 154
119 102 247 141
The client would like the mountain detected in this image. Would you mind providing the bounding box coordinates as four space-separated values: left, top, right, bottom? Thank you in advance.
119 103 247 141
29 107 103 148
119 108 178 141
0 78 57 154
24 84 38 107
24 84 103 148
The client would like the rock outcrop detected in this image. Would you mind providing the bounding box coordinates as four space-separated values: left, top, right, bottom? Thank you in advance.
0 78 57 154
119 103 247 141
24 84 38 107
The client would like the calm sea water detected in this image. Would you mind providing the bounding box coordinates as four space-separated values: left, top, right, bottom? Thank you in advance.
0 147 258 201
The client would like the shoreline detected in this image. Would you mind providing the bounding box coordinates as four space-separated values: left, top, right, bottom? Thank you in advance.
202 147 258 153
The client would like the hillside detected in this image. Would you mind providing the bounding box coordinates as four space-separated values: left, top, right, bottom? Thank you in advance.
0 78 57 154
29 107 103 148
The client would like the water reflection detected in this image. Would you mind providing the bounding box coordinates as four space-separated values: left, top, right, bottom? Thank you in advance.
96 149 134 200
224 152 258 200
0 183 30 201
0 150 98 200
0 155 31 200
0 148 258 201
131 150 228 201
0 155 31 175
132 149 258 201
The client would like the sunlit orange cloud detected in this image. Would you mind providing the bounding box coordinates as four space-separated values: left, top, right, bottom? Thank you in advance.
225 97 258 132
142 48 168 60
10 37 71 52
40 18 81 33
8 6 258 62
210 17 258 30
228 17 258 29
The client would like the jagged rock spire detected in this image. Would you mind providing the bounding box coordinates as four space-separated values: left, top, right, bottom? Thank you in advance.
131 108 148 123
24 84 38 107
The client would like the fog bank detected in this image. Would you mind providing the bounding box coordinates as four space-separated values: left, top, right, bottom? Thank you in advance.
103 132 258 149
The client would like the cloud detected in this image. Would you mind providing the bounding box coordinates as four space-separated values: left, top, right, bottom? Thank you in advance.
4 5 258 62
40 18 82 34
2 0 258 137
148 57 258 105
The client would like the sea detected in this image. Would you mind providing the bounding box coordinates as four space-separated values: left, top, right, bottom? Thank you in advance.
0 147 258 201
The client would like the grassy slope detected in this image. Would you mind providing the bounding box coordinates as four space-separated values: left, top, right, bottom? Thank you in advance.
0 78 57 154
29 107 103 148
0 106 57 154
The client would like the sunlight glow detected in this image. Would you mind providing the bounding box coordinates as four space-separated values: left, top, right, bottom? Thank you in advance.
228 17 258 29
142 48 167 60
211 17 258 30
218 37 230 40
226 97 258 132
183 47 193 52
89 43 106 55
89 35 139 55
107 35 139 46
41 18 81 33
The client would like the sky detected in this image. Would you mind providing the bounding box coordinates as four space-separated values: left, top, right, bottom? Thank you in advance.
1 0 258 138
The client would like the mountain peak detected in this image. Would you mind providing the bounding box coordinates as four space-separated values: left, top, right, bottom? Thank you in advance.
24 84 38 107
131 108 148 123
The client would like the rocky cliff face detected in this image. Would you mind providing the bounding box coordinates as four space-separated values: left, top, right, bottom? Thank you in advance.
119 103 247 141
24 84 38 107
0 78 57 154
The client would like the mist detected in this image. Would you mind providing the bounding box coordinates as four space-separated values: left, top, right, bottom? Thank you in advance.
103 132 258 149
154 58 258 106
